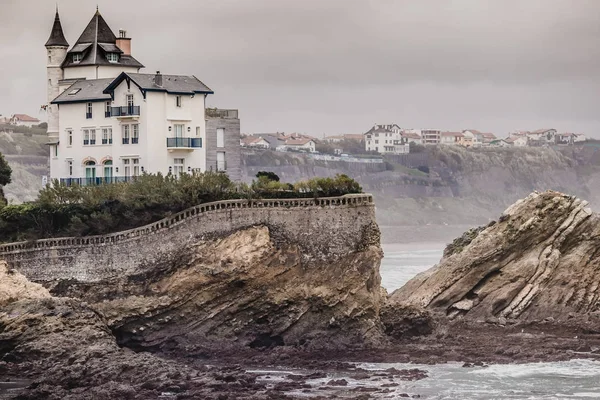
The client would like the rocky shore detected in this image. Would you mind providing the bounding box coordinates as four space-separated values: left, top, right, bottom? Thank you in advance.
3 191 600 399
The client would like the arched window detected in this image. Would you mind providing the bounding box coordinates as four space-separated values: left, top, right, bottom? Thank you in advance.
103 160 113 181
85 160 96 184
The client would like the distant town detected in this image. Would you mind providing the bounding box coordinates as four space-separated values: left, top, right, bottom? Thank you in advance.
241 124 589 158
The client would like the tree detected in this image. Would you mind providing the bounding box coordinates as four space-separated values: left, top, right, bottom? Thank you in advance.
0 153 11 207
0 153 11 186
256 171 280 182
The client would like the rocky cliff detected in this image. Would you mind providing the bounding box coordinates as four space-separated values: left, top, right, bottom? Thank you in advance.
390 191 600 324
50 225 386 352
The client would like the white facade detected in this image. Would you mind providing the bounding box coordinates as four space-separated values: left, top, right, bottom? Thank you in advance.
51 81 208 181
364 124 407 154
45 9 227 184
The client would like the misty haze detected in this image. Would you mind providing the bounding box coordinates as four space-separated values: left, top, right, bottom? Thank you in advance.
1 1 600 399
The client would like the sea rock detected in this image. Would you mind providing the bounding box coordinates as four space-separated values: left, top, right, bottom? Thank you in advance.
390 191 600 323
46 225 386 352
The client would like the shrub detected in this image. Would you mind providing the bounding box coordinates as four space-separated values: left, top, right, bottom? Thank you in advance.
256 171 280 182
0 171 363 243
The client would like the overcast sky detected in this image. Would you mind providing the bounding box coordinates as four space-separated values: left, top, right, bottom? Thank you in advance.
1 0 599 137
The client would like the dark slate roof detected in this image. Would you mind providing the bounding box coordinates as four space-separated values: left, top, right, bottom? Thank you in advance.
62 10 144 69
51 78 114 104
45 10 69 47
104 72 214 95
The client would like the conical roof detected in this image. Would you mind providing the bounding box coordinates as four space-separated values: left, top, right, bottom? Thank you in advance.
74 9 117 45
45 10 69 47
62 8 144 70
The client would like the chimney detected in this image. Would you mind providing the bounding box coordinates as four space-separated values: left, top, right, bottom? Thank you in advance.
116 29 131 56
155 71 163 87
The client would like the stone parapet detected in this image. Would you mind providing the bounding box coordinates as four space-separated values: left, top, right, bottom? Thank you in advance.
0 194 376 283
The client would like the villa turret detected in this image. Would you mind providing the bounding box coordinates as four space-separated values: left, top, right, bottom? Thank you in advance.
45 8 69 140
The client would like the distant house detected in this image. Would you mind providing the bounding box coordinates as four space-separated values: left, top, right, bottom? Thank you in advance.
461 130 496 146
241 136 269 149
527 129 556 144
574 133 586 143
364 124 403 154
401 131 422 145
282 138 316 152
440 132 463 145
10 114 41 128
421 129 441 145
555 132 575 146
505 136 528 147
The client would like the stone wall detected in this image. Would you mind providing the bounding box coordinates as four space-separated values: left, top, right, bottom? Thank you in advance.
206 109 241 181
0 194 375 283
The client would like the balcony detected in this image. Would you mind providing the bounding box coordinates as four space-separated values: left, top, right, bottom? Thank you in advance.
59 176 137 186
110 106 140 117
166 137 202 149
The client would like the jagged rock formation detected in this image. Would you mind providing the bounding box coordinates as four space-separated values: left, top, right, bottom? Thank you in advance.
46 225 385 352
390 191 600 322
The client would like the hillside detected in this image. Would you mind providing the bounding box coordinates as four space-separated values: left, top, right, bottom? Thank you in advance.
242 146 600 242
0 131 48 203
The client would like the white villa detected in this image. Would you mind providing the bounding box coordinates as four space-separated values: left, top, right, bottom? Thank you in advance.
364 124 409 154
45 7 240 184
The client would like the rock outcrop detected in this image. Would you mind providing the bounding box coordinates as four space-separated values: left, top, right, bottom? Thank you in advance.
46 225 385 352
390 191 600 323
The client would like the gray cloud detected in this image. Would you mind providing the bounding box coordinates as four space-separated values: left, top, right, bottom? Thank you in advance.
1 0 599 136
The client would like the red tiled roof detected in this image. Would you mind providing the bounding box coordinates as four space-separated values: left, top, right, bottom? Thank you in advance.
12 114 40 122
441 131 464 137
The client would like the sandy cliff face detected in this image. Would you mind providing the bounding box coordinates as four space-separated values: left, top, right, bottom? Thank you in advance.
390 191 600 323
48 225 386 352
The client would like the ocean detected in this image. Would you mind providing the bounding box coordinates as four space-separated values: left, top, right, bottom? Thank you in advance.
373 243 600 400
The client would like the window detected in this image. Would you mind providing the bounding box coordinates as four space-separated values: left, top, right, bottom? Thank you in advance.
132 124 139 144
105 101 111 117
102 128 112 144
174 124 184 138
122 125 130 144
89 129 96 145
172 158 184 176
83 129 90 145
126 94 134 114
72 53 82 63
375 140 379 144
69 88 81 96
68 160 73 176
196 126 201 137
133 158 140 176
176 96 182 107
53 145 58 158
86 102 92 119
123 158 130 177
106 53 119 63
85 160 96 182
67 129 73 146
216 151 226 171
217 128 224 148
103 160 113 180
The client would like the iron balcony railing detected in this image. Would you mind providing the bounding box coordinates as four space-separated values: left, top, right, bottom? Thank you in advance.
110 106 140 117
59 176 138 186
166 137 202 148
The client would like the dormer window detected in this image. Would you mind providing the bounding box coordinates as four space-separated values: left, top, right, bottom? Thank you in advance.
106 53 119 63
72 53 83 63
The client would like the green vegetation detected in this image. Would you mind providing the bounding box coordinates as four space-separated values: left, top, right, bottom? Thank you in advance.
256 171 280 182
0 153 12 207
0 172 362 243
